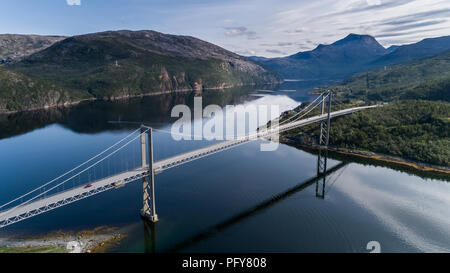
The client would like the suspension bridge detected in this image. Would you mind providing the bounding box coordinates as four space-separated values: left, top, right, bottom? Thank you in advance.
0 91 379 228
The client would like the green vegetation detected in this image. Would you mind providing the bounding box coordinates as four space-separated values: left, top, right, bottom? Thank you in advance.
0 30 280 113
0 245 66 253
282 50 450 167
329 49 450 102
284 101 449 166
15 53 269 99
0 66 90 112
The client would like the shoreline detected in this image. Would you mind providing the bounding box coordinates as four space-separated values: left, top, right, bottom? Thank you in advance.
0 81 282 115
0 225 125 253
280 137 450 175
0 88 194 115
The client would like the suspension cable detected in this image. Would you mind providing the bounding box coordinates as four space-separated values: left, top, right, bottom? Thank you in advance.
2 129 148 214
288 93 329 124
277 93 325 126
324 164 348 195
0 128 142 210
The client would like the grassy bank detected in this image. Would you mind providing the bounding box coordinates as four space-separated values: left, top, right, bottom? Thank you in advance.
0 245 66 253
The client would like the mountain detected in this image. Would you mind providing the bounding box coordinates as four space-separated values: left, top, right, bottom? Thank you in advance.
0 66 89 113
386 45 399 54
256 34 450 81
0 34 65 64
1 30 281 113
248 56 270 62
371 36 450 67
330 49 450 102
258 34 387 80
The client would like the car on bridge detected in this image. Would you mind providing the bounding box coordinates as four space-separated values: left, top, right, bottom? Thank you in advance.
112 180 125 188
84 184 93 189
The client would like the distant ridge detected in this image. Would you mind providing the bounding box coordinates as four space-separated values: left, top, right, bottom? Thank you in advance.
254 34 450 81
255 34 387 80
371 35 450 66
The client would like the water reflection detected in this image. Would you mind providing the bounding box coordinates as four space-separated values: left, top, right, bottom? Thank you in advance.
143 221 157 254
0 79 330 140
142 151 347 253
0 85 268 140
316 149 328 199
2 80 449 253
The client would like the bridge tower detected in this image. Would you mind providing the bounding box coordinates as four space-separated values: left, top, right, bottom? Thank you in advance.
318 90 332 148
140 125 159 222
316 90 332 199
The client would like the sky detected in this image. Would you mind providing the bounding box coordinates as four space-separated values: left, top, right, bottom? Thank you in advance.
1 0 450 57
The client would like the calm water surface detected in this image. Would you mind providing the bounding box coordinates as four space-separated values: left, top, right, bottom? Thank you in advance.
0 82 449 253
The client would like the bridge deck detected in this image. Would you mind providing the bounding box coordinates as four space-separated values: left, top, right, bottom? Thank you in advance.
0 105 378 228
0 168 149 227
154 105 378 172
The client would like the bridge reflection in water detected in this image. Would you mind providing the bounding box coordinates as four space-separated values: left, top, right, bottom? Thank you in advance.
144 220 157 253
142 150 347 252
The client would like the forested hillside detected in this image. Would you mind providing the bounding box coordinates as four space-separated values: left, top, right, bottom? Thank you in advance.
0 30 281 113
283 101 449 166
0 66 90 112
330 49 450 102
281 49 450 167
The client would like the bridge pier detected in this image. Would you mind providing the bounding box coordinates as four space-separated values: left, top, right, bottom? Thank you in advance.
141 126 159 223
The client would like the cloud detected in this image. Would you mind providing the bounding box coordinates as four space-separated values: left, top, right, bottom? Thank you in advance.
234 49 256 56
381 18 419 26
388 8 450 23
52 0 447 58
260 42 294 47
376 26 449 38
383 20 447 32
328 0 412 17
266 49 285 55
366 0 381 5
66 0 81 6
261 0 450 56
224 27 257 39
286 26 310 33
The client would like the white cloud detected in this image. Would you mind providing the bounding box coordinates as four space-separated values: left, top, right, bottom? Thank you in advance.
258 0 450 57
66 0 81 6
366 0 382 5
224 27 257 40
75 0 449 58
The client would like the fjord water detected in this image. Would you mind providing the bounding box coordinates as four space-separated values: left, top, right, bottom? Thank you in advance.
0 82 449 253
